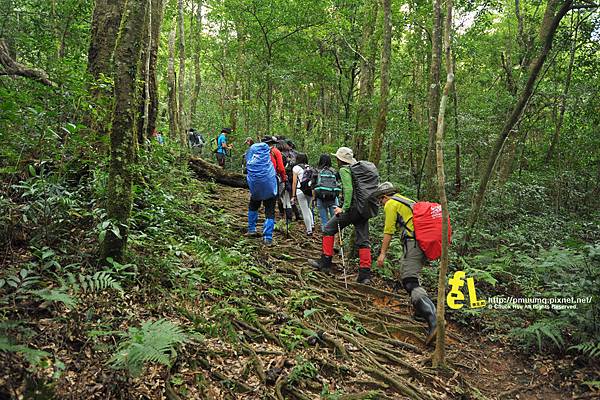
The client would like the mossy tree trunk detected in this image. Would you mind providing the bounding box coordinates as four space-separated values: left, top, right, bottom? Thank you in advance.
101 0 149 261
87 0 124 138
167 28 181 143
147 0 165 139
177 0 187 144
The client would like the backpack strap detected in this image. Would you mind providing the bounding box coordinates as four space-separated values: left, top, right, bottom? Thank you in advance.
390 196 416 242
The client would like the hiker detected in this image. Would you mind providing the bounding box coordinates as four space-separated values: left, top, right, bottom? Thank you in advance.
276 138 296 225
312 154 341 230
291 153 315 236
245 142 278 245
189 129 204 155
216 128 233 167
242 137 254 174
262 135 287 194
284 140 302 222
310 147 380 284
373 182 437 344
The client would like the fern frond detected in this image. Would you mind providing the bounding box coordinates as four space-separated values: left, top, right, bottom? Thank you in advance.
31 287 77 309
569 341 600 359
109 319 189 377
79 271 123 294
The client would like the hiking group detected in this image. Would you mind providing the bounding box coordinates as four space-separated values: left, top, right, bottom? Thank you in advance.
242 136 451 344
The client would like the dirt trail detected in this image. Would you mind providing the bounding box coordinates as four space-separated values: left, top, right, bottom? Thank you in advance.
209 185 568 400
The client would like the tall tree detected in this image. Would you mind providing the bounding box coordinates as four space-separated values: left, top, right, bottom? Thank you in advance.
464 0 575 247
368 0 392 167
167 27 181 144
190 0 203 121
177 0 187 134
101 0 149 260
354 0 379 160
432 0 454 369
419 0 443 199
146 0 164 139
87 0 124 136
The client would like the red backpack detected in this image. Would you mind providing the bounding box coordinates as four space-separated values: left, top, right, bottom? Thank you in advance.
391 197 452 261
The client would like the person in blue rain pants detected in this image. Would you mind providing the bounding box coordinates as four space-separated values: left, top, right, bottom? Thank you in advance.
245 142 278 245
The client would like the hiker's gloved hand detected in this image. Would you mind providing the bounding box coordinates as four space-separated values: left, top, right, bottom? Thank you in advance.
334 207 342 216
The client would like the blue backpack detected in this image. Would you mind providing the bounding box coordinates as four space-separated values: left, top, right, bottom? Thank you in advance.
246 143 277 201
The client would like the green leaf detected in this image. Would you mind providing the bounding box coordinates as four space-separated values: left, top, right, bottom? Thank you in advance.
28 164 36 177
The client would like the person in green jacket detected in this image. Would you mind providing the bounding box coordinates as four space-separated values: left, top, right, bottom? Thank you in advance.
309 147 374 284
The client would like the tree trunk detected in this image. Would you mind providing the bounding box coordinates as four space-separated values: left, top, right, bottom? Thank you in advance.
146 0 164 139
545 13 577 163
354 0 379 160
177 0 187 144
167 28 181 142
136 5 151 146
87 0 123 138
87 0 123 81
464 0 573 247
432 0 453 368
419 0 443 199
190 0 203 121
101 0 149 261
368 0 391 167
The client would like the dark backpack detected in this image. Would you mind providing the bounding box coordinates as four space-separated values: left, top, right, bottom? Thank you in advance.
299 164 315 195
314 168 341 200
349 161 380 219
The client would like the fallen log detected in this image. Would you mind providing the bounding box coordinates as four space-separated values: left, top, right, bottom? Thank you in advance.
189 156 248 188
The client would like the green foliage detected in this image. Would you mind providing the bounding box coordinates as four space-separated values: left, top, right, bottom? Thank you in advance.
287 356 318 386
0 335 52 367
110 319 189 377
510 319 567 352
569 341 600 360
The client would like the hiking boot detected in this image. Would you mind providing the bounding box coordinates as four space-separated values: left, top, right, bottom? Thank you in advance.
414 297 437 345
356 268 371 284
309 255 332 274
262 238 273 246
245 231 260 238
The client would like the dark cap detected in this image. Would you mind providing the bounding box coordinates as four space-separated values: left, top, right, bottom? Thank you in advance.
261 135 277 144
221 127 232 134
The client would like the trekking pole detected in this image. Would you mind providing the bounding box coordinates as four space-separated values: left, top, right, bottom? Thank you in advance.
337 222 348 289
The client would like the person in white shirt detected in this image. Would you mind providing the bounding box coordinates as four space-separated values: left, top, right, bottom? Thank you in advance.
291 153 314 236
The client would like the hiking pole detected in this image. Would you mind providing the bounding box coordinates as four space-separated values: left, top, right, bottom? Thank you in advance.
337 221 348 289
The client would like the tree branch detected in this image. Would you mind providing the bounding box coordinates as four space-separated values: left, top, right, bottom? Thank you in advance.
0 38 56 87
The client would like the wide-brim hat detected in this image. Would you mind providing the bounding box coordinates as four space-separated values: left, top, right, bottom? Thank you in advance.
332 147 357 165
372 181 398 198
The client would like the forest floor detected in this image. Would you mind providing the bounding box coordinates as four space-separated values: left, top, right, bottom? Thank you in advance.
0 175 588 400
208 185 572 400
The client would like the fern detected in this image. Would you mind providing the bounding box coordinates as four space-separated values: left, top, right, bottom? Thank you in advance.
31 287 77 309
0 335 51 366
78 271 123 294
510 319 566 351
110 319 188 376
569 341 600 359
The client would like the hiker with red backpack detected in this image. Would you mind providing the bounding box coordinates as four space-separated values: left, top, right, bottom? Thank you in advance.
309 147 380 284
374 181 452 344
291 153 315 236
